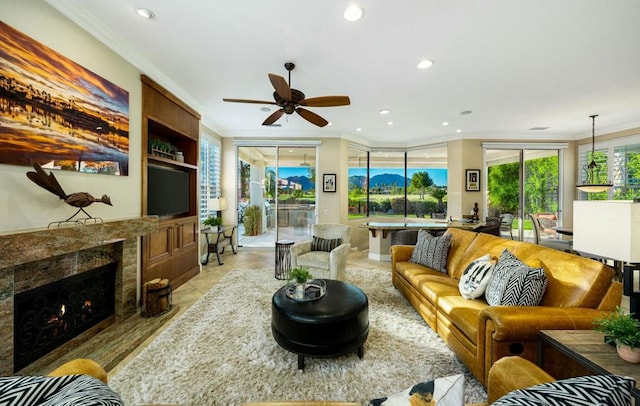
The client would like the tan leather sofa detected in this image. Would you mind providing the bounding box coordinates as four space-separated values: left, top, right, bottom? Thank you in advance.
47 358 108 383
391 228 622 387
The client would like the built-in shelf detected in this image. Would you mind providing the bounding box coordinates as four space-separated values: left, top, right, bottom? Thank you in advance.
148 155 198 170
140 74 201 293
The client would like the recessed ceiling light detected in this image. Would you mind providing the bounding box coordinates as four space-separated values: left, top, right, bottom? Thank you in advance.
136 8 155 19
417 59 434 69
328 122 333 126
260 107 271 112
460 110 472 115
442 122 449 126
528 126 550 131
387 121 394 126
344 5 364 22
356 128 362 132
456 129 462 133
379 109 391 115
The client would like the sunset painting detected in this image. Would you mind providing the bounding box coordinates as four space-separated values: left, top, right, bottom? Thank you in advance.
0 21 129 175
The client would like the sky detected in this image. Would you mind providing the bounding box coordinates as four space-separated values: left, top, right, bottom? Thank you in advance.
271 166 448 187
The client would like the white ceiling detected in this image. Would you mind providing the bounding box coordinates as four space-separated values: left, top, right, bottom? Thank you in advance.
47 0 640 148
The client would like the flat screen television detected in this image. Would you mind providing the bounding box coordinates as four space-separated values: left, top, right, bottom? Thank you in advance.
147 165 190 217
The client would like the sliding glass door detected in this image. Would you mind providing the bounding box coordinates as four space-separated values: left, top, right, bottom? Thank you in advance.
237 145 316 247
485 144 564 242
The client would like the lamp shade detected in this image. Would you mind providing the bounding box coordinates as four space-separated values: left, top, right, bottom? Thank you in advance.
208 197 227 211
573 200 640 263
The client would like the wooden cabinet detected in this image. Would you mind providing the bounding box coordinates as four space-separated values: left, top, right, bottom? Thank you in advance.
140 75 201 291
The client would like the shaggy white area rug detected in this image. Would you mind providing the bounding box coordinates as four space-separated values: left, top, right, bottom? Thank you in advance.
110 268 487 405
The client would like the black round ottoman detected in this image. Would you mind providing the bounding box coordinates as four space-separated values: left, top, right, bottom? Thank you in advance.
271 279 369 370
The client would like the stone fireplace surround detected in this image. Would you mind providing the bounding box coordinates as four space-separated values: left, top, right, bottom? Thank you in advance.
0 217 157 375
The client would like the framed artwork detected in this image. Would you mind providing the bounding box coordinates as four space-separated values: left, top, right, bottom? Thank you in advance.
465 169 480 192
0 21 130 175
323 173 337 192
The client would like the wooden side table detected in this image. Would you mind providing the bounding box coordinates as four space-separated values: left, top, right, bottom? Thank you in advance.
275 239 295 280
538 329 640 402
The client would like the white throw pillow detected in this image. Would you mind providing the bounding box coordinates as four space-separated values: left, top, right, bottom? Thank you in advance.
369 374 465 406
458 254 494 299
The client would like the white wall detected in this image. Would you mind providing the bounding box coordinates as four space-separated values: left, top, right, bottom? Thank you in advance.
0 0 142 232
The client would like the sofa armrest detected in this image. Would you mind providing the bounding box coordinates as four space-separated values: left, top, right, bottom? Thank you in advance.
486 356 555 404
329 242 351 280
390 244 414 262
47 358 108 383
479 306 611 341
290 240 312 267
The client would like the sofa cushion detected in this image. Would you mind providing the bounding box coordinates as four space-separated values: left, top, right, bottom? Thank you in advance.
437 295 489 346
492 374 635 406
485 249 548 306
368 374 465 406
458 254 494 299
409 231 452 273
311 236 341 252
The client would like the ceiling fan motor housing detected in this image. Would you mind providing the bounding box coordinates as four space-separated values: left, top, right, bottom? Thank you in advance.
274 89 306 114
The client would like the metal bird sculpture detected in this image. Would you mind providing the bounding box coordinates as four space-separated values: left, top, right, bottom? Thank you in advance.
26 163 112 226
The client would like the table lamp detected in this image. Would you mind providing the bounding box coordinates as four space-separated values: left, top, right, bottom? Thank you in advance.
573 200 640 318
208 197 227 216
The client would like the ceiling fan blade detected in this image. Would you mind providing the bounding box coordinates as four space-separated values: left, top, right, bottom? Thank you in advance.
262 109 285 126
295 108 329 127
300 96 351 107
223 98 277 105
268 74 292 101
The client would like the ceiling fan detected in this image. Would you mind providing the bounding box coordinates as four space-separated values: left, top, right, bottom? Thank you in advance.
223 62 350 127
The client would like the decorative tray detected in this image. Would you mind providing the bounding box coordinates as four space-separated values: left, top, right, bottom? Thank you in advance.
285 279 327 302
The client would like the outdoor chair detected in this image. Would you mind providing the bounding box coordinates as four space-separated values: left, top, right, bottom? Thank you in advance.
500 213 514 239
527 213 573 252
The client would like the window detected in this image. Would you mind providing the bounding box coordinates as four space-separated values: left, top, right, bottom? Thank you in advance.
578 135 640 200
199 137 221 220
347 145 448 219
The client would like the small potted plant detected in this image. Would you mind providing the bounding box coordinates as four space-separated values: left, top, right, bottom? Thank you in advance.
203 216 223 231
593 306 640 363
288 267 312 299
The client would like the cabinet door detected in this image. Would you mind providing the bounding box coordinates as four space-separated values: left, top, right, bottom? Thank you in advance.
145 222 173 263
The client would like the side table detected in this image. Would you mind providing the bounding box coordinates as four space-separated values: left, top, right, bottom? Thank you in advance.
538 329 640 402
202 225 237 266
275 239 294 280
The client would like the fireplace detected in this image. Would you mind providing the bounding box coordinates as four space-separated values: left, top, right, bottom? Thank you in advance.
14 263 116 372
0 217 158 375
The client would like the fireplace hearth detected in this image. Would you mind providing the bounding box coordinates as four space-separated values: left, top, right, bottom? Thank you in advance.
14 263 116 372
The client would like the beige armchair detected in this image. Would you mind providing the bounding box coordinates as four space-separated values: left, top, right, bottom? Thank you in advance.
290 224 351 280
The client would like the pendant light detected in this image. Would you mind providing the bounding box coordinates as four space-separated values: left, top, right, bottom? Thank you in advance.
577 114 613 193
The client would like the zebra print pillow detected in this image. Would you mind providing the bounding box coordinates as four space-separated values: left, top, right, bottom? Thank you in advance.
492 374 635 406
485 249 548 306
0 374 123 406
409 230 452 274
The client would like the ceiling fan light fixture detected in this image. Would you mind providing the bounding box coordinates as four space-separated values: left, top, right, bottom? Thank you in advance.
577 114 613 193
344 5 364 22
135 8 154 19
